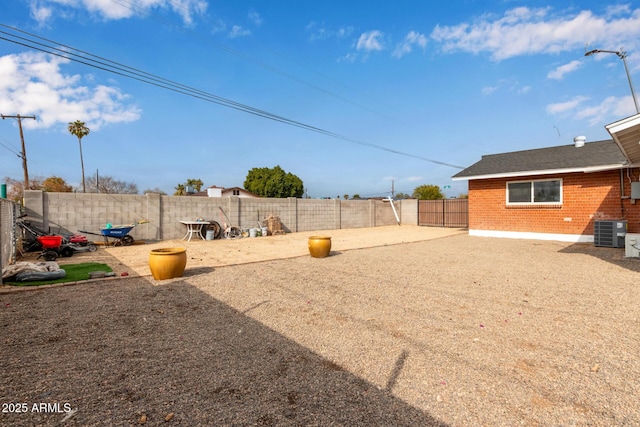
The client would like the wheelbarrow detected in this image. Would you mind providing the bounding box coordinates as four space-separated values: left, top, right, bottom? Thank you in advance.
78 225 135 247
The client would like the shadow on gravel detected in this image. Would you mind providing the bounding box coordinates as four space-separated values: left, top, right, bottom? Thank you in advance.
559 242 640 272
183 266 215 276
1 279 449 426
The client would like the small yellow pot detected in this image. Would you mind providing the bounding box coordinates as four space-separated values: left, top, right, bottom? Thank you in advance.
148 248 187 280
308 236 332 258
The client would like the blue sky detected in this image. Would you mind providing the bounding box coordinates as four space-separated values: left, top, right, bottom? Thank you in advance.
1 1 640 198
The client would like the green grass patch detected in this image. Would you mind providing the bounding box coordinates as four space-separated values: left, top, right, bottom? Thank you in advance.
7 263 113 287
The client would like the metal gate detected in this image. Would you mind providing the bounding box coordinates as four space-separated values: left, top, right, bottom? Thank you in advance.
418 199 468 228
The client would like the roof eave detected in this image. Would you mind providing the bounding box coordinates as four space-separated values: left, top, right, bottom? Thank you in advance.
606 113 640 163
452 164 627 181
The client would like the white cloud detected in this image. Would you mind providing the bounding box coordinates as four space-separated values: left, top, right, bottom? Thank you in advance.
29 2 53 26
546 95 589 114
574 96 635 125
392 31 428 58
547 60 583 80
210 18 226 33
31 0 207 25
605 4 630 16
481 85 498 95
248 9 262 26
0 52 141 130
356 30 385 52
480 79 530 96
546 94 636 126
306 22 354 41
337 53 357 63
228 25 251 38
517 85 532 94
430 6 640 61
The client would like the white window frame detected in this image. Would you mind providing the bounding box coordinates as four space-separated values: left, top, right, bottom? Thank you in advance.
506 178 562 205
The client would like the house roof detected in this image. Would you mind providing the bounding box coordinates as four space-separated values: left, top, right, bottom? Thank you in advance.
606 113 640 164
187 186 260 197
452 139 629 181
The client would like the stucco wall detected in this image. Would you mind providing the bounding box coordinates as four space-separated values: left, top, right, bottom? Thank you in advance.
468 169 640 238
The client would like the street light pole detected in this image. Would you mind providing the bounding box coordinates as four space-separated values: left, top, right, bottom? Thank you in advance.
585 48 640 114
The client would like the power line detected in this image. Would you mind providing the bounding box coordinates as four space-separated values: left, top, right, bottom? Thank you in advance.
109 0 402 122
0 24 465 169
0 135 22 157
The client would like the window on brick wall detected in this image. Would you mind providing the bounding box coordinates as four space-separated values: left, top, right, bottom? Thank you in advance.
507 179 562 204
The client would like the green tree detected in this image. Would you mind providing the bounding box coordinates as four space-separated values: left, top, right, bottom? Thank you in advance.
352 194 361 199
67 120 90 193
343 194 349 200
394 192 411 199
412 184 444 200
243 165 304 198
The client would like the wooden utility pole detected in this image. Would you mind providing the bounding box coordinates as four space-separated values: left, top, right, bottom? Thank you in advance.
1 114 36 190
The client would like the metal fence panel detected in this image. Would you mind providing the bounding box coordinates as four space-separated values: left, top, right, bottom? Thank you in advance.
418 199 468 228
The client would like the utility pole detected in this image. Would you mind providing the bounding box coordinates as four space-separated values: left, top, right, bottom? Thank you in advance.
1 114 37 190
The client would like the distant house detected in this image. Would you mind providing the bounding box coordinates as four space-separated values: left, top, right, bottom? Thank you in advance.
452 113 640 242
188 186 260 198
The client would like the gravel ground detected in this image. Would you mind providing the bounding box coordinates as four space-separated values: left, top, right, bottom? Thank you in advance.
1 226 639 426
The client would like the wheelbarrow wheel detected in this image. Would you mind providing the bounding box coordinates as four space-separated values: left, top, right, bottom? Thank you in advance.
121 235 134 246
88 244 97 252
43 250 58 261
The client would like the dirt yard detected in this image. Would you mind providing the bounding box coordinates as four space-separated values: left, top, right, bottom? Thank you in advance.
1 225 639 426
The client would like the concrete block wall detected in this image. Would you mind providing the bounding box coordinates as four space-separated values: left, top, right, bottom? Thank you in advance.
24 191 418 241
237 198 291 231
296 199 335 231
340 200 371 229
375 199 401 225
33 192 150 241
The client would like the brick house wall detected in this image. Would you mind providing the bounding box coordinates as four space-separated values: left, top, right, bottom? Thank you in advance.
468 169 640 237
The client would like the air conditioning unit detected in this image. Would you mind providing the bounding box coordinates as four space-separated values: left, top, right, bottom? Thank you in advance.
594 220 627 248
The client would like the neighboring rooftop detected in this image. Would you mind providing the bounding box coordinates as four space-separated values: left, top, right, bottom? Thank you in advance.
452 139 629 181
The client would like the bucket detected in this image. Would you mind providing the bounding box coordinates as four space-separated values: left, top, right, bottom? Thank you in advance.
261 226 268 236
249 228 257 238
205 229 214 240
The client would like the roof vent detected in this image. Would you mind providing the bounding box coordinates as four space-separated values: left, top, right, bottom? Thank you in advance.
573 135 586 148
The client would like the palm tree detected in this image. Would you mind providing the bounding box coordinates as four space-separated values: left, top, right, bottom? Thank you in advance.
186 178 204 192
174 184 186 196
68 120 90 193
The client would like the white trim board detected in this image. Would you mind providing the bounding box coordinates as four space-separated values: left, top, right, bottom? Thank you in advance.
469 229 593 243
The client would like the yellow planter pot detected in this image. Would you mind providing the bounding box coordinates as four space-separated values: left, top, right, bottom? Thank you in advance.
148 248 187 280
308 236 332 258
